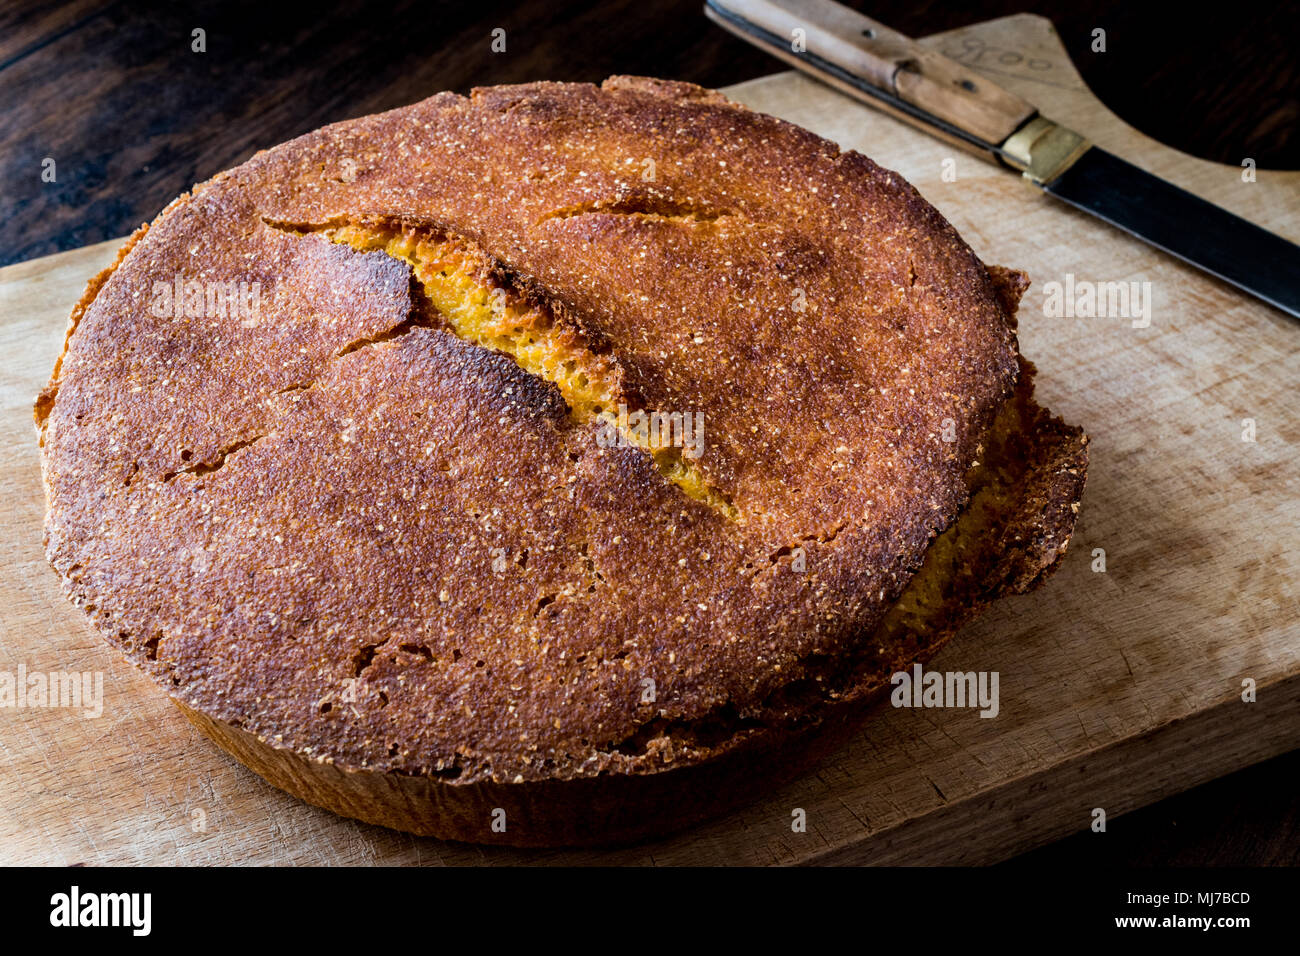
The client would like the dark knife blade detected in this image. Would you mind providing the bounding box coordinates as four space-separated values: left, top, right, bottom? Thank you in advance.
1043 148 1300 319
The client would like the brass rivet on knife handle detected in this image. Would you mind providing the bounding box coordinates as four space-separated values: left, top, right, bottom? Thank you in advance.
706 0 1038 148
999 116 1092 186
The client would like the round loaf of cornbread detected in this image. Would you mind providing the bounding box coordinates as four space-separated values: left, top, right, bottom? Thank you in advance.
37 77 1087 846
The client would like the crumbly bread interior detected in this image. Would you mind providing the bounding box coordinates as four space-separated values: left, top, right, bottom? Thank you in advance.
323 222 738 519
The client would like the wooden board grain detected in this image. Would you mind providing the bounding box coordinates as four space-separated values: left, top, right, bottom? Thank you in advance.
1 14 1297 866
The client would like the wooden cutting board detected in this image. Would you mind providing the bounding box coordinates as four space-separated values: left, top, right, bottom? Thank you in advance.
2 13 1297 866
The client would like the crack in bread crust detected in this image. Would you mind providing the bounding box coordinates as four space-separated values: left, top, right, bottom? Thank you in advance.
273 218 740 519
538 195 736 225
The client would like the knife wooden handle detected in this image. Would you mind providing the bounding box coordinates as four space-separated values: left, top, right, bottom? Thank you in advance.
705 0 1039 155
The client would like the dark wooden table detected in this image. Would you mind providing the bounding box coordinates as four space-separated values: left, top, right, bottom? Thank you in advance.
3 0 1297 865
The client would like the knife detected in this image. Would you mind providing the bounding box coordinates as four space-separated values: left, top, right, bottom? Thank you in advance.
704 0 1300 319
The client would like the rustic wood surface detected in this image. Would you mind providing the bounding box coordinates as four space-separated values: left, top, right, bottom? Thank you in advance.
2 0 1295 268
1 13 1296 865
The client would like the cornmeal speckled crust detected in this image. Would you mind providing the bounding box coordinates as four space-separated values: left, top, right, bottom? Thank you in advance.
37 77 1086 845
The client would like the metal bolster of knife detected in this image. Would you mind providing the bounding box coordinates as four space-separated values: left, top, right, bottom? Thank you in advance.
999 117 1092 187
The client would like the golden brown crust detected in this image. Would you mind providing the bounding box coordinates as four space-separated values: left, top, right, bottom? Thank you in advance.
38 77 1085 843
35 221 152 433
